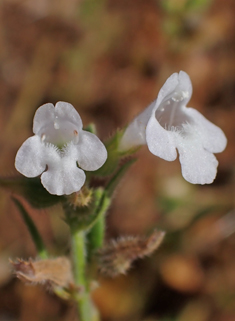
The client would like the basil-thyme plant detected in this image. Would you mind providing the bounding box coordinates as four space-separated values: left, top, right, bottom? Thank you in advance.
5 71 227 321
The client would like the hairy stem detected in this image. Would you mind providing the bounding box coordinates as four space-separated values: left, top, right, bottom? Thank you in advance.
71 229 94 321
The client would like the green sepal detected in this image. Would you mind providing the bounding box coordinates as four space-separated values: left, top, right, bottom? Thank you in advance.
94 130 123 177
0 176 62 208
12 197 48 259
94 129 138 177
105 157 137 197
83 123 97 135
84 124 122 177
63 188 111 232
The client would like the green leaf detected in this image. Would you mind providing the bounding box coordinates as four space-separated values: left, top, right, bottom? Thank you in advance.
12 197 48 259
0 176 62 208
83 123 97 135
105 158 137 197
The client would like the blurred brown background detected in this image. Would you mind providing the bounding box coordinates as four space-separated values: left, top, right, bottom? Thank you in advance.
0 0 235 320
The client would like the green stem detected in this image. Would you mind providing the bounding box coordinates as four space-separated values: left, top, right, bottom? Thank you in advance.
87 214 105 263
86 191 111 263
89 215 105 250
12 197 48 259
71 229 93 321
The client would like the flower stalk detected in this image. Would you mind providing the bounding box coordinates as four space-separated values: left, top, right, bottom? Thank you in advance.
88 215 105 252
70 228 95 321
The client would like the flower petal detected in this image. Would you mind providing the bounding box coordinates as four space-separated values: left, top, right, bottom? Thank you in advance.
55 101 83 129
155 71 192 112
33 103 55 135
119 101 155 151
155 72 179 110
186 108 227 153
146 116 177 161
177 138 218 184
76 131 107 171
15 136 47 177
41 161 86 195
178 71 193 104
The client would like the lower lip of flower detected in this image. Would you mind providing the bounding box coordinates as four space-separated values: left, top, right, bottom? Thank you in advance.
155 90 193 131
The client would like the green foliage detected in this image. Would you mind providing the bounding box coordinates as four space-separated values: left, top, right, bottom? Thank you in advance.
105 157 137 197
160 0 213 14
12 197 48 259
0 176 62 208
160 0 214 39
185 0 213 11
84 123 97 135
79 0 107 23
63 188 111 233
94 129 138 177
94 130 125 176
86 158 137 259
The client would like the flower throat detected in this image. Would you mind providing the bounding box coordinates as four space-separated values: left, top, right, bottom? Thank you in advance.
155 90 193 131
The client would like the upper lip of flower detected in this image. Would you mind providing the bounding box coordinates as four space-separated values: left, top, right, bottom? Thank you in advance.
152 71 193 131
33 101 83 148
15 101 107 196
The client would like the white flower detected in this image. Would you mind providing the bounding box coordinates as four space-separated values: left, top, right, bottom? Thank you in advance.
119 71 227 184
15 102 107 195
